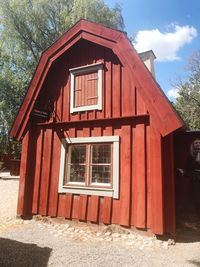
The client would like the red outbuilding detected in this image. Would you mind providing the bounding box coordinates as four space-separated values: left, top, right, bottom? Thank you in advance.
10 20 184 235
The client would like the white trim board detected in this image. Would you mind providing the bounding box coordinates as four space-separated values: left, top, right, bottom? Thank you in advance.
66 136 119 143
69 62 103 73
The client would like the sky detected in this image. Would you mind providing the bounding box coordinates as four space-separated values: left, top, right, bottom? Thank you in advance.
104 0 200 101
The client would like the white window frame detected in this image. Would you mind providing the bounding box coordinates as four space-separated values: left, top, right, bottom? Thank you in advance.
58 136 119 199
69 62 103 113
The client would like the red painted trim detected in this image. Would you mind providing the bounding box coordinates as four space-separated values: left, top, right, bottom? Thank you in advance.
150 126 164 235
32 129 44 214
17 130 30 216
38 129 53 215
48 130 61 217
162 134 176 234
170 134 176 234
78 195 88 221
87 196 99 222
132 124 146 228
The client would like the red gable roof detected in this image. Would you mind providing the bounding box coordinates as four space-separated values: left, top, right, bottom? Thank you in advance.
10 19 183 140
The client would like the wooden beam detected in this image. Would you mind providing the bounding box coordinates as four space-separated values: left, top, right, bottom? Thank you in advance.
36 114 149 128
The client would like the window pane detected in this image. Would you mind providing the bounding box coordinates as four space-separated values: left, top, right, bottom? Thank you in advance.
66 145 86 183
91 165 111 184
71 145 86 164
90 144 111 184
69 164 86 183
92 144 111 164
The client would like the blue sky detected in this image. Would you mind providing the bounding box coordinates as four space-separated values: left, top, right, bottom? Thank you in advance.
105 0 200 100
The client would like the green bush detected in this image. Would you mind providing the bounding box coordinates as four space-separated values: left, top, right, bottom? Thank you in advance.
0 135 21 160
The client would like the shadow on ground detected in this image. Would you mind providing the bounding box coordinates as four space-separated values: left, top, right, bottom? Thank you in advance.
176 228 200 243
187 260 200 267
175 216 200 243
0 238 52 267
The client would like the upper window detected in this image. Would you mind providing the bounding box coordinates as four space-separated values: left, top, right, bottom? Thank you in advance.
58 136 119 198
69 63 103 113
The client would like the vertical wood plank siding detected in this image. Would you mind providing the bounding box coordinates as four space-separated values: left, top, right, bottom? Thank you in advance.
32 129 44 214
149 126 164 234
132 124 146 228
18 127 37 217
48 130 61 217
17 130 30 216
38 129 53 215
36 40 146 124
17 40 174 235
19 121 169 234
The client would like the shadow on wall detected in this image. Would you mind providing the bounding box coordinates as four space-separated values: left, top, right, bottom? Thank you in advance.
0 238 52 267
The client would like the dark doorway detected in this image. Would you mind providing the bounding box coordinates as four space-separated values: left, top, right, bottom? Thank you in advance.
174 131 200 231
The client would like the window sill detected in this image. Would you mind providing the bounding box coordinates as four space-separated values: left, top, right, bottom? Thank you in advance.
58 185 117 198
70 104 102 113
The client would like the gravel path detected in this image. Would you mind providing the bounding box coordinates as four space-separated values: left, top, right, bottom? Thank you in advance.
0 180 18 221
0 179 200 267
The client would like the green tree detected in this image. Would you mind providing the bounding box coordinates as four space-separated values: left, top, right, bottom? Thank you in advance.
175 51 200 130
0 0 124 156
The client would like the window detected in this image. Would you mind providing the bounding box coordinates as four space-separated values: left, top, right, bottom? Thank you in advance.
70 63 103 113
64 143 112 186
58 136 119 198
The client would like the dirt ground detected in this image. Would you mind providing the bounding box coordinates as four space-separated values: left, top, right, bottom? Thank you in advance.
0 179 200 267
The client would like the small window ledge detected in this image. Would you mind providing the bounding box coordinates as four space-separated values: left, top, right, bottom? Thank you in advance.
59 185 115 198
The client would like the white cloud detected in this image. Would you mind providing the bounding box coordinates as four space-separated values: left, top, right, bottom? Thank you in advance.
134 25 197 61
167 88 180 100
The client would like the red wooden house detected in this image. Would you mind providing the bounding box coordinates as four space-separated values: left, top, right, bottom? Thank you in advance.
10 20 184 235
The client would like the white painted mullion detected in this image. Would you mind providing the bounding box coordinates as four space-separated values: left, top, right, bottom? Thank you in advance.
66 136 119 144
69 62 103 73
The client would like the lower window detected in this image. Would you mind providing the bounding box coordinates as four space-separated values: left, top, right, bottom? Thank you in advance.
58 136 119 198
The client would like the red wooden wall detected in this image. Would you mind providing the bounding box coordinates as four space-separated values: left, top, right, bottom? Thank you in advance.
35 39 146 123
17 40 175 235
18 123 175 235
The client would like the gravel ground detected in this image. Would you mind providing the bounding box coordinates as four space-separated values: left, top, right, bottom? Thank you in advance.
0 180 200 267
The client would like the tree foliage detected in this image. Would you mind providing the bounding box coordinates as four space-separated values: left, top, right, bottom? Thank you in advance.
175 51 200 130
0 0 124 156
